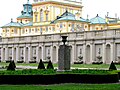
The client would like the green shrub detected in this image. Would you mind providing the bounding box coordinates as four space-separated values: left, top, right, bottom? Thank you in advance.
109 61 117 70
38 59 45 69
47 60 54 69
7 60 16 71
0 69 114 75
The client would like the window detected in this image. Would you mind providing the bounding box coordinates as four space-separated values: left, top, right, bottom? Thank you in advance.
40 9 43 21
20 48 24 55
72 23 74 29
85 26 87 28
46 27 48 32
29 28 31 33
14 29 17 34
35 15 38 22
22 29 25 34
40 27 42 33
35 28 37 32
11 30 14 32
9 48 12 55
60 23 63 28
52 27 55 32
33 48 36 55
46 14 48 21
96 27 98 30
26 29 27 32
69 24 71 27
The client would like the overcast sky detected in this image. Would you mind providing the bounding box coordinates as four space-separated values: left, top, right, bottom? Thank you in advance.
0 0 120 27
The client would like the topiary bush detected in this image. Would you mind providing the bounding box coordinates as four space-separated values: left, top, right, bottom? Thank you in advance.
109 61 117 70
47 60 54 69
38 59 45 69
7 60 16 71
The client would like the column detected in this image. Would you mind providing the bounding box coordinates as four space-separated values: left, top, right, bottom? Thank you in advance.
90 44 95 63
36 46 39 62
83 44 86 64
12 47 15 61
42 45 45 60
23 47 26 63
102 43 106 64
71 45 75 64
1 48 5 62
5 47 8 61
50 46 53 62
28 46 32 63
16 47 20 61
56 45 59 63
74 44 77 62
111 43 115 63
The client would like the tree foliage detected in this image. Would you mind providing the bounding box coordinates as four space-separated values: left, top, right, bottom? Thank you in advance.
38 59 45 69
109 61 117 70
47 60 54 69
7 60 16 71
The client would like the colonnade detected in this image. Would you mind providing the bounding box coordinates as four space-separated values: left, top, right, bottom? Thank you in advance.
0 41 119 64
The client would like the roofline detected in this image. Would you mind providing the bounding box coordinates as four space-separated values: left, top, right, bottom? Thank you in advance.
90 23 107 25
1 26 22 28
53 19 90 24
32 1 83 8
17 16 33 19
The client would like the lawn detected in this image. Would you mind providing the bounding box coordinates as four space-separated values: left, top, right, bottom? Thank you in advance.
0 84 120 90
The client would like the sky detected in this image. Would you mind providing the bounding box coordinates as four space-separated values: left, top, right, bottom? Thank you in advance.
0 0 120 27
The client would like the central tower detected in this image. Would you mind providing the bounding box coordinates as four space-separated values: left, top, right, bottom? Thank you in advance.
32 0 83 26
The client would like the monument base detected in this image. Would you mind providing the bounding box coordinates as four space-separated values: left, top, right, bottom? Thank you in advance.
58 45 71 71
57 69 72 72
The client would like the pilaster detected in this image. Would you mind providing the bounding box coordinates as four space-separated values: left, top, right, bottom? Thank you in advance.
50 46 53 62
71 44 75 64
5 47 8 61
90 43 95 63
111 42 115 63
24 47 27 63
1 48 5 62
16 46 20 61
102 43 106 63
28 46 32 62
83 44 86 64
42 45 45 60
36 46 39 62
12 47 15 61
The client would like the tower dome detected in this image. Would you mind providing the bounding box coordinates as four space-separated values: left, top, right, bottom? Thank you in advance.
90 14 106 24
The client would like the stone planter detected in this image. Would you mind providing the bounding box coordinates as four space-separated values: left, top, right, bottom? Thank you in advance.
17 60 24 63
29 60 36 63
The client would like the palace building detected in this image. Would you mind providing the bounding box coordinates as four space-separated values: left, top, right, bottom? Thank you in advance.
0 0 120 64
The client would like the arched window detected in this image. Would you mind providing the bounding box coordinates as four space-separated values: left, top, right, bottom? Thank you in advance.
40 9 43 21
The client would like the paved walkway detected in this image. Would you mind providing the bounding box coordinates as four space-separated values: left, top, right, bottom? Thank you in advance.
16 66 120 70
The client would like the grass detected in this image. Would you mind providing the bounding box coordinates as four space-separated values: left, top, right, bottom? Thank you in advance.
0 84 120 90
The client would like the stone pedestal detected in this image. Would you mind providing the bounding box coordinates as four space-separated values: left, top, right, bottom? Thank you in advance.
58 45 71 71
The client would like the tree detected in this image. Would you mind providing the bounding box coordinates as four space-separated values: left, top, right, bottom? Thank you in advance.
38 59 45 69
109 61 117 70
47 60 54 69
7 60 16 71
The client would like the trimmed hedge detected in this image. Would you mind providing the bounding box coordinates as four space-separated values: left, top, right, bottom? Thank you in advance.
0 74 119 84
